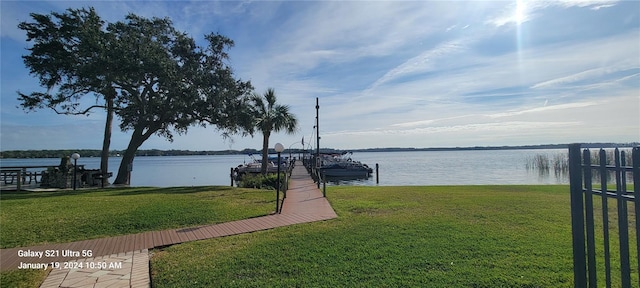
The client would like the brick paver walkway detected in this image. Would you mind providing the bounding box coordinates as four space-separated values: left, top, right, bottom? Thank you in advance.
0 160 336 287
39 250 149 288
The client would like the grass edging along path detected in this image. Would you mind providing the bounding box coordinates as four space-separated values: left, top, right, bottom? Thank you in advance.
151 185 577 287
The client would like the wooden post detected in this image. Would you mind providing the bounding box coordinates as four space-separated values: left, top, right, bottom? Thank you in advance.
16 170 21 192
376 163 379 184
322 172 326 197
230 167 234 186
284 171 288 199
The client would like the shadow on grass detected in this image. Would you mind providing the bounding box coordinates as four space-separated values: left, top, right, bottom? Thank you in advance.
0 188 100 200
0 186 238 200
109 186 235 196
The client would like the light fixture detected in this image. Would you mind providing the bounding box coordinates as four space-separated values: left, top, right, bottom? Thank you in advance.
71 153 80 190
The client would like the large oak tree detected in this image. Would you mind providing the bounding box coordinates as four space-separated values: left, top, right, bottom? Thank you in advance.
18 8 117 186
18 8 253 185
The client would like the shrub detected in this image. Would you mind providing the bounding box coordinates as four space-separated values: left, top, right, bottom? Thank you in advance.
238 173 286 190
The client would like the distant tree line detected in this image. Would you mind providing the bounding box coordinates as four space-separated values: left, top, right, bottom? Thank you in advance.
1 149 110 159
354 143 639 152
0 149 255 159
0 148 309 159
2 143 636 159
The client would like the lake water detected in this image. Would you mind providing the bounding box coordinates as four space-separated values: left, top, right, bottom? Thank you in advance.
335 149 571 186
0 149 575 187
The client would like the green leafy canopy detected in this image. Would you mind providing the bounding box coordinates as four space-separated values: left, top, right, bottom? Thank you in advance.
17 7 254 184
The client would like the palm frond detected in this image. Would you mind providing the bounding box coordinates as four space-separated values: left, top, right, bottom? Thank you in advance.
249 88 298 174
264 88 277 110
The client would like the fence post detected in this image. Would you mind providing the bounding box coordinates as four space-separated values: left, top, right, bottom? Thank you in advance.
633 147 640 286
582 149 597 287
615 149 632 287
600 149 612 288
569 143 587 288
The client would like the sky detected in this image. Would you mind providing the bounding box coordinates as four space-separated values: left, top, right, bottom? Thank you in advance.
1 0 639 152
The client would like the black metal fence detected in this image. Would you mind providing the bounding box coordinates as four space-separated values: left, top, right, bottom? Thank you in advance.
569 144 640 287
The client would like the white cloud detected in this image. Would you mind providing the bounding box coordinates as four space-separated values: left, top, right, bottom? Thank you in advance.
367 39 470 90
590 3 617 10
299 24 638 139
486 0 619 27
530 54 639 89
320 93 637 149
1 1 638 151
325 121 581 137
242 1 472 87
554 0 619 8
486 101 598 118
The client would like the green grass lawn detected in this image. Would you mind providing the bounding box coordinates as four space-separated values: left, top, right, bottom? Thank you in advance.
0 186 275 249
4 185 636 287
0 186 275 287
150 185 577 287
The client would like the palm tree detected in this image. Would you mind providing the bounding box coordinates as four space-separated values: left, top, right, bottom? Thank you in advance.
251 88 298 175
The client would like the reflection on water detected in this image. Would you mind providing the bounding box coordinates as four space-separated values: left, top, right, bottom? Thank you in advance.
524 148 634 186
325 149 574 186
324 175 373 186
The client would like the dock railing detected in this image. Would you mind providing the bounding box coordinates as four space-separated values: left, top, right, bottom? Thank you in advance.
308 158 326 197
1 169 24 191
0 165 113 190
0 165 60 191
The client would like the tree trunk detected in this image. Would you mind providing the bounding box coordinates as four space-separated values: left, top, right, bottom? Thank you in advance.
113 126 153 185
100 93 114 187
260 131 270 175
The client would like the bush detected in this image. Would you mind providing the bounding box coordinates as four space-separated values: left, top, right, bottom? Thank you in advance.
238 173 286 190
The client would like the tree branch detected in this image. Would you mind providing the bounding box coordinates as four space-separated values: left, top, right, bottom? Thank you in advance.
52 104 121 115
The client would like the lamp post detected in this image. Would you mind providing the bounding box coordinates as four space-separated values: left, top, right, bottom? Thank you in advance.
288 141 303 162
71 153 80 190
315 97 320 188
274 143 284 213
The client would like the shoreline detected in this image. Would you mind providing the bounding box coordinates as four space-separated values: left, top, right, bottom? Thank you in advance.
2 142 637 159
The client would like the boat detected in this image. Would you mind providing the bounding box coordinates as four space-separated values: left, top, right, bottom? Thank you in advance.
320 162 371 177
234 155 289 176
318 152 372 178
235 162 277 174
